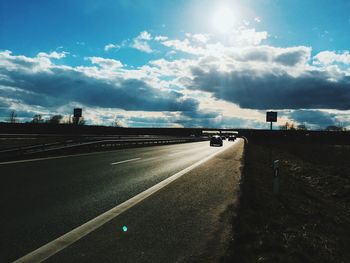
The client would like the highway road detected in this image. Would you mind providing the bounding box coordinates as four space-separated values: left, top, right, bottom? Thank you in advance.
1 139 244 262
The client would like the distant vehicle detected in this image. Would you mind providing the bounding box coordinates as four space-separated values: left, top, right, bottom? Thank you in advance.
228 135 236 141
210 135 223 147
221 136 226 140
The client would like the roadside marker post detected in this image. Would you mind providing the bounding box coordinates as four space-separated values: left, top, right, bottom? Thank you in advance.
273 160 280 195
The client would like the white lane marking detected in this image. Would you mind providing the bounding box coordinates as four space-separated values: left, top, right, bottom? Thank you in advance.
110 158 141 165
12 142 237 263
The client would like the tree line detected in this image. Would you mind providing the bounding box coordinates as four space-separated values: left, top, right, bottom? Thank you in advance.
3 110 345 130
5 110 85 125
279 121 347 131
4 110 124 127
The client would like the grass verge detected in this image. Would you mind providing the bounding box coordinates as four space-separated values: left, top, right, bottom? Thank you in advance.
225 142 350 263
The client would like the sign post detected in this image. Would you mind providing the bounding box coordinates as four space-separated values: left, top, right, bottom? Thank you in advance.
73 108 82 125
266 111 278 189
266 111 277 130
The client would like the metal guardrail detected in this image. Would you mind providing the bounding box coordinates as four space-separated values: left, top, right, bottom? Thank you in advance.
25 138 204 153
0 136 193 153
0 141 63 153
0 137 208 160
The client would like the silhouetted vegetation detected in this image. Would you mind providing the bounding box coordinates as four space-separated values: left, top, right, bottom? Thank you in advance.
279 121 294 130
48 115 63 124
296 123 308 130
325 125 347 131
7 110 17 123
31 114 44 123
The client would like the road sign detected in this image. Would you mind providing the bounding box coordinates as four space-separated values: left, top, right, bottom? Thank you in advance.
73 108 82 118
266 111 277 122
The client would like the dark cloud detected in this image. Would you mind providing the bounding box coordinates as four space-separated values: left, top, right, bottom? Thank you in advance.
188 67 350 110
233 46 310 66
0 66 198 112
289 109 349 128
274 49 309 66
240 50 269 62
181 109 219 119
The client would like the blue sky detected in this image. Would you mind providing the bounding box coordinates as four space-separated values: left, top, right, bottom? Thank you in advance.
1 0 350 128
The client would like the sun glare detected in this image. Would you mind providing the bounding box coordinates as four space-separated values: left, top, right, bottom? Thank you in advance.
211 6 236 34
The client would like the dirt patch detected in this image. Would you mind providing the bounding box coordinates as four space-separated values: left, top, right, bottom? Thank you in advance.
224 142 350 263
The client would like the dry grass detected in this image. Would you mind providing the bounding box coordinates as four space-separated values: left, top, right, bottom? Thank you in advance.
225 142 350 263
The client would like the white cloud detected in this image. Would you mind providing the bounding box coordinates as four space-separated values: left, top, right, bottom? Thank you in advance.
37 51 68 59
87 56 123 69
228 28 268 46
155 35 168 41
138 31 152 40
313 51 350 65
104 43 121 52
132 41 153 53
186 33 210 43
0 50 71 73
131 31 153 53
160 28 268 56
254 17 261 23
162 38 206 55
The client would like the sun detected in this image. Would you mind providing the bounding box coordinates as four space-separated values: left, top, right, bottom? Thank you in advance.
211 6 236 34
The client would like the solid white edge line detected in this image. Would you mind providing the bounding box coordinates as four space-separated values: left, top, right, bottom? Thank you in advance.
12 141 238 263
110 158 141 165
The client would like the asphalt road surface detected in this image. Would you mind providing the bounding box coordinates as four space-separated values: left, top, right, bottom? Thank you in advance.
1 140 244 262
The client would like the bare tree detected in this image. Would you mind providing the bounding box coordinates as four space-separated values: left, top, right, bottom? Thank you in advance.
113 119 123 127
279 121 289 130
279 121 296 130
289 123 296 130
71 116 85 125
7 110 17 123
77 117 86 125
112 115 126 127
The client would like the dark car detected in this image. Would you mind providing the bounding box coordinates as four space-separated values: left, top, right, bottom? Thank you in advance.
228 135 236 141
210 135 223 146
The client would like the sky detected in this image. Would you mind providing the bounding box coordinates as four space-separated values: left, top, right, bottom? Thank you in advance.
1 0 350 129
